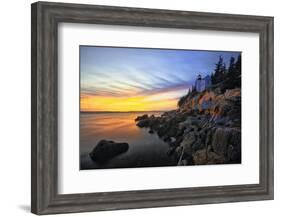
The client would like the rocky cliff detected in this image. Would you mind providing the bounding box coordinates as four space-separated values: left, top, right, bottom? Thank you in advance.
135 87 241 166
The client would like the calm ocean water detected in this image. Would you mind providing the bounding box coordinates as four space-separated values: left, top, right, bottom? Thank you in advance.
80 112 176 169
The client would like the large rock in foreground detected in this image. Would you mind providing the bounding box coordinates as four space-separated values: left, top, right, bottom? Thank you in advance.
89 140 129 163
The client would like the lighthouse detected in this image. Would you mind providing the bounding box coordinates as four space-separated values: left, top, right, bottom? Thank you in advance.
195 74 211 92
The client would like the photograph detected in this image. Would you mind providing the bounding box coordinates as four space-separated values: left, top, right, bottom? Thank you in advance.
79 46 242 170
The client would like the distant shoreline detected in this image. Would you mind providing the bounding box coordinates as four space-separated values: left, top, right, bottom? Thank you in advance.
80 110 168 114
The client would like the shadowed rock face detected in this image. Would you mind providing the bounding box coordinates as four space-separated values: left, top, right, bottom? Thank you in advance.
135 88 241 166
89 140 129 163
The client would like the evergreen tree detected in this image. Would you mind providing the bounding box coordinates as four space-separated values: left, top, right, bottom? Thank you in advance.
235 54 241 75
227 56 236 82
228 56 236 75
222 63 227 78
233 54 241 87
212 56 225 84
211 73 215 84
221 55 241 91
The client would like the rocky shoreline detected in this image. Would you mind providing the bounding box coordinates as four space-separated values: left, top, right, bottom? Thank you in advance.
135 88 241 166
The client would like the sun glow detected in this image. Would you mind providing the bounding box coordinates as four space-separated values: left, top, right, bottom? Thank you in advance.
81 95 178 112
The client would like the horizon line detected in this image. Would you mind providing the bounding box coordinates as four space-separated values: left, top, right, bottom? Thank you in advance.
80 110 171 113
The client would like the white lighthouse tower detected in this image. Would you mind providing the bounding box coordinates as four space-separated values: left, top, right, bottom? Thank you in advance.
195 74 211 92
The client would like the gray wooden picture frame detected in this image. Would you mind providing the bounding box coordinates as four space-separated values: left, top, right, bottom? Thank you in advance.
31 1 274 215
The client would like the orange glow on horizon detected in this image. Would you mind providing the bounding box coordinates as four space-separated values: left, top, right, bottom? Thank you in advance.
81 95 178 112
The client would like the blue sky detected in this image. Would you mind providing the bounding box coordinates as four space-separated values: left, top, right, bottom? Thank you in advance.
80 46 240 112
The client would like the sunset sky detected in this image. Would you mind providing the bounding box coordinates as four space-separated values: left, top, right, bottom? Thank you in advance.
80 46 240 112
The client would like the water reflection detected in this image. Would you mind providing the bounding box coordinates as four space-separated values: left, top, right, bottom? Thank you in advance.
80 112 176 169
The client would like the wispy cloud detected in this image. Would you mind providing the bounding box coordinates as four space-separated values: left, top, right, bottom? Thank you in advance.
80 46 240 111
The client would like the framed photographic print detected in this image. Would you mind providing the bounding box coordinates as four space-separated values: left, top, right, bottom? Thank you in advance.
31 1 274 215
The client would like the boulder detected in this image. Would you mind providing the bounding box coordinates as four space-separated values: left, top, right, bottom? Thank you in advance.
167 146 176 156
177 147 193 165
136 119 150 128
135 114 148 121
192 140 205 152
157 124 170 137
180 132 196 151
227 144 241 163
192 148 225 165
211 127 241 156
192 149 208 165
89 140 129 162
163 135 171 142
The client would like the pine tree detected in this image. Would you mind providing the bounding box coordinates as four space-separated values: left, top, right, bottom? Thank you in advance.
235 54 241 76
233 54 241 87
222 55 241 91
228 56 236 75
212 56 225 84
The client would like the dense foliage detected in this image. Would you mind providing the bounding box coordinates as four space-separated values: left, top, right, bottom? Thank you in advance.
211 55 241 91
177 55 241 108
